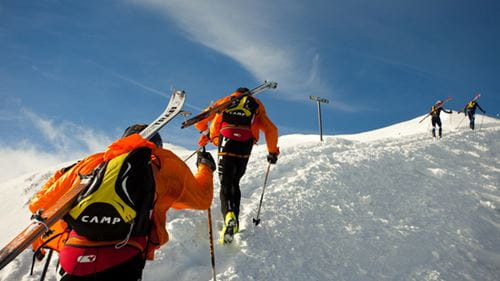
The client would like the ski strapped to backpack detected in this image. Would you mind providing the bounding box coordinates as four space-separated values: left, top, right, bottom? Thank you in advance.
462 93 481 112
180 80 278 129
0 89 185 270
418 96 453 123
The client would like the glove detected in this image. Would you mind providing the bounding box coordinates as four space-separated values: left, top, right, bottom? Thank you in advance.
267 152 278 164
197 151 216 171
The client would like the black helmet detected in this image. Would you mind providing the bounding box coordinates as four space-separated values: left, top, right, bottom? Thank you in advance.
236 87 250 94
122 124 163 148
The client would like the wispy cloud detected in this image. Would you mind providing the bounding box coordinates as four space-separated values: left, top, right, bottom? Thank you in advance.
111 72 171 98
85 60 202 112
131 0 329 101
0 108 112 182
0 105 199 183
356 51 436 78
0 142 70 183
21 108 111 154
110 72 202 112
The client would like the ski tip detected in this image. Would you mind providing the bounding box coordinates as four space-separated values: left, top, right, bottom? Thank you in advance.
262 80 278 89
174 90 186 98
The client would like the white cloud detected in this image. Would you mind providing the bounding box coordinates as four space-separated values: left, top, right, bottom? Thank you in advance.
0 109 112 182
22 109 60 141
21 108 111 154
131 0 327 100
0 141 70 183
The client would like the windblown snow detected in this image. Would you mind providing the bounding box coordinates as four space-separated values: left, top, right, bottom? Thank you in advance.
1 114 499 281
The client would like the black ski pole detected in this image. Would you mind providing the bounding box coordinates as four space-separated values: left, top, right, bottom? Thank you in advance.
200 145 217 281
253 163 272 226
183 145 217 280
39 248 53 281
207 208 216 281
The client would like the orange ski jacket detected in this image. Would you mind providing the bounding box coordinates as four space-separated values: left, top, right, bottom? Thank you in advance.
29 133 213 260
194 91 279 154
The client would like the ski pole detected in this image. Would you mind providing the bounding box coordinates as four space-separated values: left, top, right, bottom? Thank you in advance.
184 146 217 280
479 114 485 131
181 109 216 279
253 163 272 226
180 110 205 162
207 208 216 281
201 146 217 280
203 146 217 281
39 248 53 281
455 115 466 130
184 146 204 162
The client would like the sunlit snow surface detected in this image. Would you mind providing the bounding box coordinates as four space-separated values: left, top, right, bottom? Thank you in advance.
1 114 499 281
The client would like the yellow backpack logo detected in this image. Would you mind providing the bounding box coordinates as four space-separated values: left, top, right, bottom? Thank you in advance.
66 147 155 241
69 152 136 223
222 96 259 126
225 96 253 117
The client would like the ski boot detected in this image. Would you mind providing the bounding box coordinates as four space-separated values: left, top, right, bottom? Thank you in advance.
220 211 238 244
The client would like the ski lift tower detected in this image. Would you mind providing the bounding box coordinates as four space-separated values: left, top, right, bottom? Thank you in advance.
309 96 329 141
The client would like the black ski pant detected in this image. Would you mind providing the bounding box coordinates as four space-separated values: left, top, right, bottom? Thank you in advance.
431 117 442 137
467 111 476 129
218 136 253 224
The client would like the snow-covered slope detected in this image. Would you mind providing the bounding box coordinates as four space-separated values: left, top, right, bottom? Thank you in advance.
1 114 499 281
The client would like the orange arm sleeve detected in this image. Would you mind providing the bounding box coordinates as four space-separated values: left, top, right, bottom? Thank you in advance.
146 148 214 259
153 148 213 210
254 101 279 154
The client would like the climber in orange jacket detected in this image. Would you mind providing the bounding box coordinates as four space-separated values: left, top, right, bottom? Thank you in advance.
194 87 279 244
29 124 215 280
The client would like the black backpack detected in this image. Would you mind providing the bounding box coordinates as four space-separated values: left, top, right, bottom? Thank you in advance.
65 147 155 241
222 95 259 126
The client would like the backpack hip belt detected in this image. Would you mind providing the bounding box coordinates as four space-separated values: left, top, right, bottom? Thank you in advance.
220 122 252 141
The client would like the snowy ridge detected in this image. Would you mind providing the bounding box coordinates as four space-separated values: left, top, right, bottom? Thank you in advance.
0 114 499 281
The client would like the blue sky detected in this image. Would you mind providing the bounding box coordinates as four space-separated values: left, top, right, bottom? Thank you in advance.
1 0 499 179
